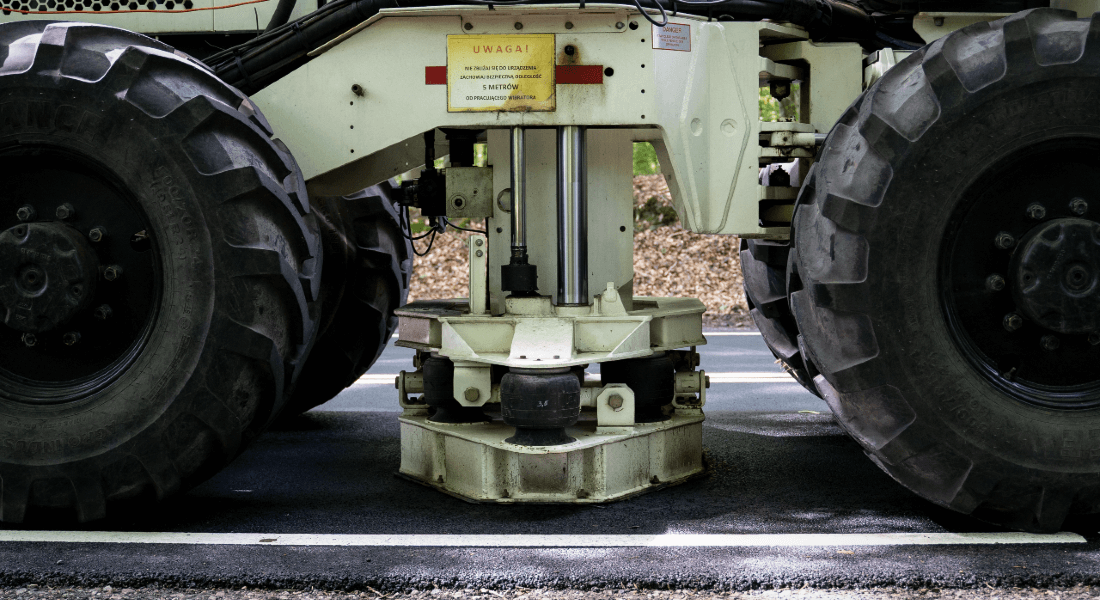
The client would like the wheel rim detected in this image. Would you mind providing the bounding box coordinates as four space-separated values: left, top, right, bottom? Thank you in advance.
0 146 161 405
941 137 1100 409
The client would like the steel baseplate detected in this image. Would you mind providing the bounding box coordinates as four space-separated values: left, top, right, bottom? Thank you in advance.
398 411 705 503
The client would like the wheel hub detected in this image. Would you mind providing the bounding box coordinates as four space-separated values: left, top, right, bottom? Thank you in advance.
1011 218 1100 335
0 222 98 333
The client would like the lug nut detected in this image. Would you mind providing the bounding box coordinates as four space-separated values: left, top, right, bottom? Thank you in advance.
94 305 112 320
1026 203 1047 220
55 203 74 220
63 332 81 346
1003 313 1024 332
985 274 1006 291
88 227 105 242
1071 198 1089 216
1090 333 1100 346
994 232 1016 250
21 333 36 347
103 265 123 281
15 205 35 222
1040 334 1060 351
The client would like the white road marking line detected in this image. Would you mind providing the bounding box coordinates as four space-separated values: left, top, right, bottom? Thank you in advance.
390 332 761 339
352 372 797 386
0 531 1083 547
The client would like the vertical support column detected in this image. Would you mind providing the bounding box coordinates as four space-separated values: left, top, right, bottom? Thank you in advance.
501 127 538 295
510 127 528 256
556 125 588 306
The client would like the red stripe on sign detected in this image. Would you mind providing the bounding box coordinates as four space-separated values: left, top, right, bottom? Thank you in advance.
425 66 447 85
556 65 603 84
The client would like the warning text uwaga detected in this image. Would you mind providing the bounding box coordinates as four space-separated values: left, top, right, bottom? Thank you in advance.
447 34 555 112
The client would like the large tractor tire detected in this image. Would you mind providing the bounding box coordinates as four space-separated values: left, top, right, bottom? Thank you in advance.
739 239 820 397
283 183 412 415
792 8 1100 532
0 22 320 522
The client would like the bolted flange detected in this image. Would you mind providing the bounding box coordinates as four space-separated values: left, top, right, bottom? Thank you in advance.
1011 218 1100 334
0 222 99 333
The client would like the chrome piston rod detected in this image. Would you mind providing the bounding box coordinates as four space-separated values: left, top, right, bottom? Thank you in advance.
556 126 588 306
510 128 528 255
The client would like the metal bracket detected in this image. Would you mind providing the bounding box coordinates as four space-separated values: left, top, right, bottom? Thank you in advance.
397 370 428 416
595 383 635 432
446 167 494 219
453 360 491 407
672 369 707 415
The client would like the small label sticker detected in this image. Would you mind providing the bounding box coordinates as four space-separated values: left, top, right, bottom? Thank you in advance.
652 23 690 52
447 34 556 112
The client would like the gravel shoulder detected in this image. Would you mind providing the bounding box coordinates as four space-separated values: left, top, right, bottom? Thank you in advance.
4 585 1100 600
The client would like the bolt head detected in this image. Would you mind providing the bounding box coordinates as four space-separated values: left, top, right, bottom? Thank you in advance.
103 265 122 281
63 332 80 346
1026 203 1047 220
55 203 74 220
615 21 625 29
607 394 624 410
514 21 523 30
1071 198 1089 216
1003 313 1024 332
15 205 35 222
985 274 1006 291
1090 333 1100 346
88 228 104 242
994 232 1016 250
21 333 36 347
94 305 112 320
463 387 480 402
463 22 473 30
565 21 574 29
1040 334 1060 351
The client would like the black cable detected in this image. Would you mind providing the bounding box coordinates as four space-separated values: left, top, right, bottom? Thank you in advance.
399 206 439 241
444 218 488 235
412 229 438 257
264 0 297 31
632 0 668 26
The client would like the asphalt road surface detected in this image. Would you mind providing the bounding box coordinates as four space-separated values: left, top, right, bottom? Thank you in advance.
1 332 1099 593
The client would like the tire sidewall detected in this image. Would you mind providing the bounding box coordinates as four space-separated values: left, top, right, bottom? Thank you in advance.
860 71 1100 474
0 70 215 467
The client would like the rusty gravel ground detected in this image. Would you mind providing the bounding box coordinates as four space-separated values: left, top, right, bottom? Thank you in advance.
5 585 1100 600
407 175 753 329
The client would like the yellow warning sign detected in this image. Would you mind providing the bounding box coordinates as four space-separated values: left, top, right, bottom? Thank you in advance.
447 34 555 112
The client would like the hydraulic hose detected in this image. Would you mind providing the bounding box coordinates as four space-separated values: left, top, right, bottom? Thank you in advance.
264 0 299 31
